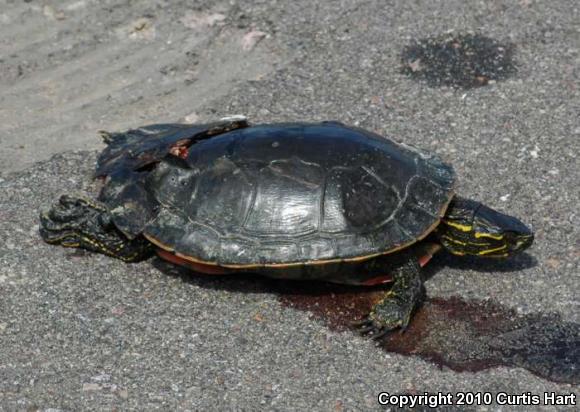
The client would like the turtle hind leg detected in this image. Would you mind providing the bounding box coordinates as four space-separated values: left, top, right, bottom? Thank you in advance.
355 255 425 338
39 194 153 262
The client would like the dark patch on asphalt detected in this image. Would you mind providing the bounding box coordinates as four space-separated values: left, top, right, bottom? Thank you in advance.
401 33 516 88
278 285 579 384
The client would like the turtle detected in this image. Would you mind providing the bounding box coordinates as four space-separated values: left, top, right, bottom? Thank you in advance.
39 117 534 337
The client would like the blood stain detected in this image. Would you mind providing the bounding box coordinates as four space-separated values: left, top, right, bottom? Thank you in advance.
278 283 579 385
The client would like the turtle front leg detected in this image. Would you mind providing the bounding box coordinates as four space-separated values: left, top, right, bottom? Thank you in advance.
39 195 153 262
355 257 425 339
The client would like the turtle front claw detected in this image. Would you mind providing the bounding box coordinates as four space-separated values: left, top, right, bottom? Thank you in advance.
354 256 425 339
371 292 415 330
352 283 424 340
351 316 396 340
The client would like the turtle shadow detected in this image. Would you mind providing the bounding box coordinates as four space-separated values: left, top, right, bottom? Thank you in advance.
151 249 538 297
150 257 376 297
421 251 538 281
151 257 269 292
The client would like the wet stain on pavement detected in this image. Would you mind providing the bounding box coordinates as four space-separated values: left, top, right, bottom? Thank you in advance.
401 33 516 88
278 284 579 384
155 257 577 385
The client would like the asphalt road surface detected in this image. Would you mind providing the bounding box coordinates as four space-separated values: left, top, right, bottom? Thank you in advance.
1 0 578 410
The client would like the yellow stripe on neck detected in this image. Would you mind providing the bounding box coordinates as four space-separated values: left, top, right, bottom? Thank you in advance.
474 232 504 240
441 235 467 246
477 245 507 255
444 221 473 232
442 235 491 247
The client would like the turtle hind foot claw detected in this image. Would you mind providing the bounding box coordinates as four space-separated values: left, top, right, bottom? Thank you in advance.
39 194 153 262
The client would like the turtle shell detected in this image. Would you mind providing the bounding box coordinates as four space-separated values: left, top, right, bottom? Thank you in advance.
127 122 456 267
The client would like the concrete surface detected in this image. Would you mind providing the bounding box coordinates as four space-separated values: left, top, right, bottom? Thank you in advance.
0 0 578 410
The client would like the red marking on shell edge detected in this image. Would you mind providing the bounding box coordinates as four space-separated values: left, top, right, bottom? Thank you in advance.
156 249 234 274
360 275 394 286
418 253 433 267
418 243 443 267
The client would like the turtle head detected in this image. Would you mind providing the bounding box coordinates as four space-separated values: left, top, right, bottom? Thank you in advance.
437 197 534 258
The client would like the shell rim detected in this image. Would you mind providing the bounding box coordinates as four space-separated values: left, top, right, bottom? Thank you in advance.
143 188 456 269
